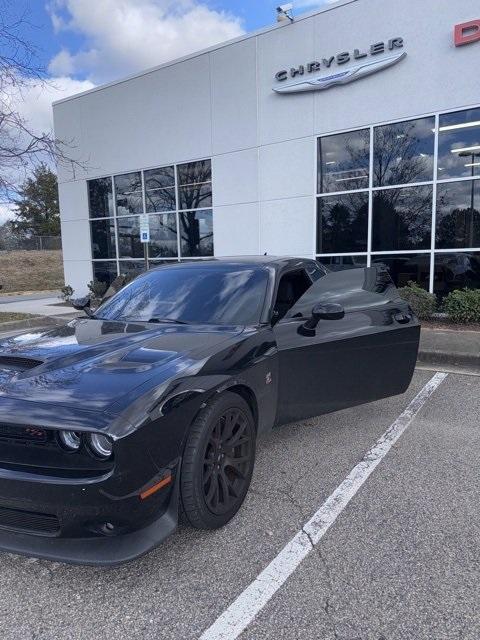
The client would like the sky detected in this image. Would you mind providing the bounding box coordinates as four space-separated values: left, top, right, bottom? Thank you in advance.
0 0 335 223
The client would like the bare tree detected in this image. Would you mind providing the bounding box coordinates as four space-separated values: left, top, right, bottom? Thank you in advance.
0 1 82 201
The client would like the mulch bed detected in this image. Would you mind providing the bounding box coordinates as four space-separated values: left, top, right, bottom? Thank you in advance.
422 319 480 332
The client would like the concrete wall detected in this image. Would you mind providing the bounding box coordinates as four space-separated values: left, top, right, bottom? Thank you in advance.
54 0 480 294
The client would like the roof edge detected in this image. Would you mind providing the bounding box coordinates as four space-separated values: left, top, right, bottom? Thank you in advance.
52 0 359 107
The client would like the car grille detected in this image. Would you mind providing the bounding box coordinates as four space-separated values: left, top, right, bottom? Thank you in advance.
0 356 43 371
0 424 49 444
0 505 60 535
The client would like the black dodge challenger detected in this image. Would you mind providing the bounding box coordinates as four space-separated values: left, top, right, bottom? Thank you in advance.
0 257 420 565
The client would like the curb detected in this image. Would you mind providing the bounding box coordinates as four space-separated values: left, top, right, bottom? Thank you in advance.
417 350 480 371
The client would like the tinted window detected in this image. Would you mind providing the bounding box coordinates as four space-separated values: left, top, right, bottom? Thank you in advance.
317 192 369 253
180 210 214 257
144 167 176 213
434 252 480 297
438 108 480 180
372 186 433 251
318 255 368 271
177 160 212 210
118 261 146 279
92 261 118 286
95 265 269 325
115 172 143 216
436 180 480 249
117 217 143 259
88 178 113 218
371 254 430 290
318 129 370 193
149 213 178 258
90 219 117 259
373 117 435 186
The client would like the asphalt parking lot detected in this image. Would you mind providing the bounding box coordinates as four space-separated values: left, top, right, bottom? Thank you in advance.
0 367 479 640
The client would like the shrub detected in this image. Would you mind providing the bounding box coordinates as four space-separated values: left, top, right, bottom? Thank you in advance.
87 279 108 299
60 284 74 302
397 281 437 320
444 288 480 324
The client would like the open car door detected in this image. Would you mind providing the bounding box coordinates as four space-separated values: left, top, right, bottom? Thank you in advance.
273 266 420 425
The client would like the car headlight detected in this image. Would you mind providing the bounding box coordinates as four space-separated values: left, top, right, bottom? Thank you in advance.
88 433 113 459
58 430 82 451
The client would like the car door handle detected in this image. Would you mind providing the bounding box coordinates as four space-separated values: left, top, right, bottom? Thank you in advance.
394 312 411 324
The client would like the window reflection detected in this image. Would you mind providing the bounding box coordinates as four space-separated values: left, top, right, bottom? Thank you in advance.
436 180 480 249
373 117 435 186
149 213 178 258
438 108 480 180
317 255 367 271
115 172 143 216
177 160 212 210
118 261 146 279
117 216 143 259
371 254 430 290
434 252 480 297
372 186 432 251
88 178 113 218
92 261 118 286
90 219 117 259
317 192 369 253
318 129 370 194
144 166 176 213
180 210 214 257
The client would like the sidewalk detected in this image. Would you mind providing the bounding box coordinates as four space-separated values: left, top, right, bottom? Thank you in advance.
0 292 80 333
418 326 479 372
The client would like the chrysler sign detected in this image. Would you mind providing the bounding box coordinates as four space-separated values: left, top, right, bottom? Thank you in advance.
274 37 406 94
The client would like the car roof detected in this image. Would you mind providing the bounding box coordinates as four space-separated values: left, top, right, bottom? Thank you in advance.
151 256 317 271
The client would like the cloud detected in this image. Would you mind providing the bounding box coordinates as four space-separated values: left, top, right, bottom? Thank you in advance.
47 0 245 84
0 203 15 225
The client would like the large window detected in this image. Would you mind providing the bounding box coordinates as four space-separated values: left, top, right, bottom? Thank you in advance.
88 159 213 285
317 108 480 293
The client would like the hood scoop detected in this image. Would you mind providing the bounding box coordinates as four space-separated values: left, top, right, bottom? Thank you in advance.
0 356 44 371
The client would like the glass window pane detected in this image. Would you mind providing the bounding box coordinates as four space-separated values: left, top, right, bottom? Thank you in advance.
438 107 480 180
373 117 435 186
372 185 433 251
317 192 369 253
317 255 367 271
117 216 143 258
115 172 143 216
88 178 113 218
92 261 118 286
149 213 178 258
177 160 211 186
178 183 212 210
144 167 176 213
371 254 430 290
317 129 370 193
90 218 117 259
434 252 480 297
118 261 146 279
180 210 214 257
436 180 480 249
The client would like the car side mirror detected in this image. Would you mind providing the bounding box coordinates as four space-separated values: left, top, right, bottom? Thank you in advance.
298 303 345 337
72 296 94 317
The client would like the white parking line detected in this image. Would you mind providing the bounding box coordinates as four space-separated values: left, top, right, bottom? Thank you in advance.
199 372 448 640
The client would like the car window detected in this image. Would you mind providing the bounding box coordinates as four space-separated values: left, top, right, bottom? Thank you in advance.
95 265 269 325
273 269 312 322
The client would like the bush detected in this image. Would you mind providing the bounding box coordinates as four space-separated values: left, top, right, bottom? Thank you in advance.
444 288 480 324
397 281 437 320
87 279 108 299
61 284 74 302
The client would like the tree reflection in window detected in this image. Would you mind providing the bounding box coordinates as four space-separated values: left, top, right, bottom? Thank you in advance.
373 117 435 187
372 186 433 251
144 166 176 213
88 177 113 218
115 172 143 216
436 180 480 249
317 192 369 253
177 160 212 210
318 129 370 194
180 210 213 257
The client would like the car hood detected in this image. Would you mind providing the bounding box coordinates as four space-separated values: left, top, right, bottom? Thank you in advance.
0 318 243 411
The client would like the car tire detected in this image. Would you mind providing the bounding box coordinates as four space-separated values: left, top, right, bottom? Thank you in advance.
180 391 256 530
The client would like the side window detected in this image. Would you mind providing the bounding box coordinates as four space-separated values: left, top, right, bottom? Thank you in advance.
306 262 327 282
273 270 312 323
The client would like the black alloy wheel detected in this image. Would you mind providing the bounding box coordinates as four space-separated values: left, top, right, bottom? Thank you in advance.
180 392 256 529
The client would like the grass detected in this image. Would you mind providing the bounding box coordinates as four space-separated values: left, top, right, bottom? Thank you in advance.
0 250 64 293
0 312 38 324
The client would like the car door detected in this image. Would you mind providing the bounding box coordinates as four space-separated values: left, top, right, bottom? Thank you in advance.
273 265 420 426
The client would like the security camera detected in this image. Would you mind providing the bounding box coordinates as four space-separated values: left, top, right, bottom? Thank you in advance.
277 3 293 12
277 3 294 22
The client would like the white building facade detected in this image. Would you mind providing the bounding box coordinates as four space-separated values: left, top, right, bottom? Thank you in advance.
53 0 480 296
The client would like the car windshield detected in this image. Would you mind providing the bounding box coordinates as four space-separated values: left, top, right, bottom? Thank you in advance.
94 264 269 325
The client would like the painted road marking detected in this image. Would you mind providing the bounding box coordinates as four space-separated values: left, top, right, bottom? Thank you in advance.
199 372 448 640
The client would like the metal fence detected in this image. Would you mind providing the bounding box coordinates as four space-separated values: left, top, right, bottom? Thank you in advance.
0 236 62 251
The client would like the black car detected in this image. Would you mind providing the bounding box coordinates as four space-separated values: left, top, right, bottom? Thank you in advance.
0 257 420 565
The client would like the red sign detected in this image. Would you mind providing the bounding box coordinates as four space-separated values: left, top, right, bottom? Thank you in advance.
455 19 480 47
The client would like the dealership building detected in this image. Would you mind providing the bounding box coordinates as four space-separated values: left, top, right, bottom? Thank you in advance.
53 0 480 296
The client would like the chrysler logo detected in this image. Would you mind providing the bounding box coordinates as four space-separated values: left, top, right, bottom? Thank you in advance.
274 37 406 94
